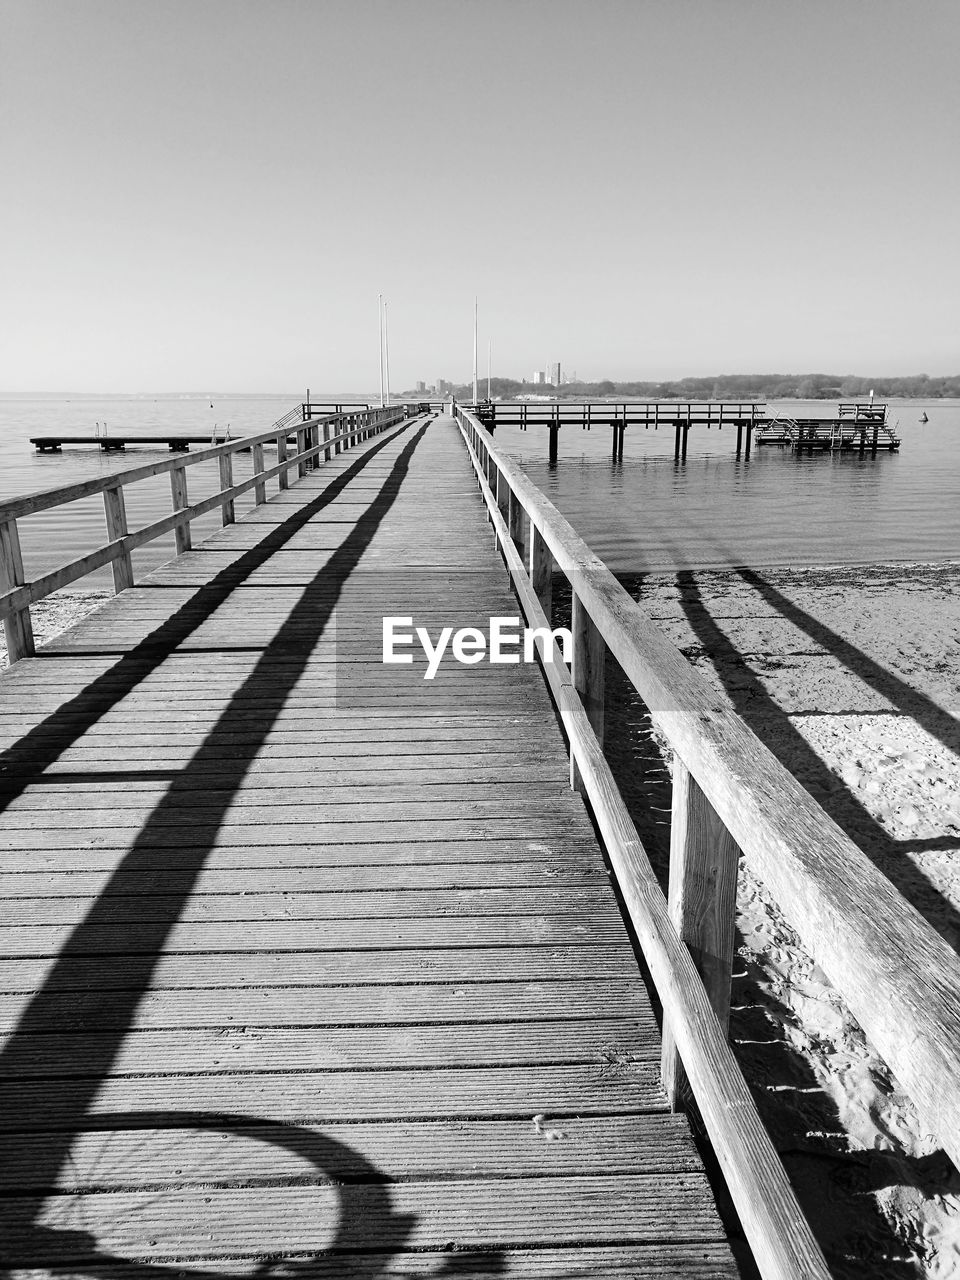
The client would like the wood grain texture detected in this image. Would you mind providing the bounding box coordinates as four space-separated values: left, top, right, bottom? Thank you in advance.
457 410 829 1279
0 414 739 1278
662 757 740 1108
457 404 960 1179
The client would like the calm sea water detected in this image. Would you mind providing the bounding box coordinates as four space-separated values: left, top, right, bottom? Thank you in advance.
499 399 960 573
0 394 957 585
0 394 364 585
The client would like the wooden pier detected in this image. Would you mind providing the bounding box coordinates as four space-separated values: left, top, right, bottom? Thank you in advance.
1 405 957 1279
30 406 375 453
469 400 899 462
32 434 230 452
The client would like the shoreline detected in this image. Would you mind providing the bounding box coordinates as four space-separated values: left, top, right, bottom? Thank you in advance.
605 559 960 1277
0 588 112 670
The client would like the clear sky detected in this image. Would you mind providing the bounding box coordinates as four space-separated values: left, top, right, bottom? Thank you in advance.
2 0 958 392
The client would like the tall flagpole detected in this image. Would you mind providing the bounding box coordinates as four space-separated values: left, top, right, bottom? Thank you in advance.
378 294 385 408
487 338 491 401
473 297 478 404
384 302 391 405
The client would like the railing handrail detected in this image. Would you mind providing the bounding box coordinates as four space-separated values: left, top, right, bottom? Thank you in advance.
472 398 766 412
453 404 960 1257
0 415 338 524
454 406 830 1279
0 406 410 656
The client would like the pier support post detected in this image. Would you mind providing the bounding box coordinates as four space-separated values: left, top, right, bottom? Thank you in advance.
170 466 192 553
681 424 689 462
103 485 135 592
736 423 743 456
745 424 753 458
674 423 682 461
0 518 35 662
548 424 559 467
570 592 605 792
252 444 266 505
611 423 625 462
661 756 740 1110
218 453 235 525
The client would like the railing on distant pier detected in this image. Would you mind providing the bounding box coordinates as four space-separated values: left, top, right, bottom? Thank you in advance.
472 399 766 461
454 401 960 1280
0 404 411 663
472 399 765 427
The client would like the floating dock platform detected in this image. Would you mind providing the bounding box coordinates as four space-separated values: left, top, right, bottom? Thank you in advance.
755 403 900 452
31 435 221 453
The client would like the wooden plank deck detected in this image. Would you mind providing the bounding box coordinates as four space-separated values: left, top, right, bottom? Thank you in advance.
0 413 740 1277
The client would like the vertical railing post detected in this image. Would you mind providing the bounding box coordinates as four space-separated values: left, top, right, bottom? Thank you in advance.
218 451 235 525
102 485 134 592
495 467 509 523
508 487 524 557
297 428 308 478
0 518 35 662
529 521 553 618
252 443 266 505
570 589 604 790
322 420 332 462
277 434 290 490
170 465 191 553
661 755 740 1110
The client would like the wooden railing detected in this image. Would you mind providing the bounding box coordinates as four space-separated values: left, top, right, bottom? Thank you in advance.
472 400 766 429
454 403 960 1279
0 405 409 663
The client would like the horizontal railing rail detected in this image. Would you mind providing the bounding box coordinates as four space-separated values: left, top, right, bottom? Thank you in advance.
454 402 960 1279
470 399 766 429
272 405 307 432
0 405 411 662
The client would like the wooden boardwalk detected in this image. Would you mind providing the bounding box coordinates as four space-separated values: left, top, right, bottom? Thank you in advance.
0 413 739 1277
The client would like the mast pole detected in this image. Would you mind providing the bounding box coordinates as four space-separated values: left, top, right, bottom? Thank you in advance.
473 297 478 404
378 294 385 408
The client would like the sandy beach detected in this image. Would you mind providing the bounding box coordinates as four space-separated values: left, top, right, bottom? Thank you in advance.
606 560 960 1278
0 589 112 670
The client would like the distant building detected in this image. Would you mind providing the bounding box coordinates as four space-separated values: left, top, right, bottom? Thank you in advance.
550 362 561 386
415 380 426 393
533 370 546 385
436 378 449 394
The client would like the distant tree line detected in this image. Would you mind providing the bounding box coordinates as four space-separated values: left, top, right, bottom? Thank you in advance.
437 373 960 401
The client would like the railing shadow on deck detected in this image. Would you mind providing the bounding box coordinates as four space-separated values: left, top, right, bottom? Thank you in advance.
0 421 438 1274
0 416 409 809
